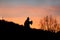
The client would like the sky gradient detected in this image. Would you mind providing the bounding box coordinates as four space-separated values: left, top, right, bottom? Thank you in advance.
0 0 60 29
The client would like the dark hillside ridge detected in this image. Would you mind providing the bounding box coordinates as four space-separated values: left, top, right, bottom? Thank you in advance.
0 19 60 39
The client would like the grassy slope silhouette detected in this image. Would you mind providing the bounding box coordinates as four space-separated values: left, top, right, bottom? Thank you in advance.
0 19 47 32
0 19 60 39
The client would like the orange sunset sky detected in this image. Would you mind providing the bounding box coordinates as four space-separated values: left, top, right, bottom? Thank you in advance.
0 0 60 29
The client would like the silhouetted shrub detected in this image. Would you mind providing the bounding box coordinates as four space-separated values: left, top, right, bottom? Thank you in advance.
40 15 60 33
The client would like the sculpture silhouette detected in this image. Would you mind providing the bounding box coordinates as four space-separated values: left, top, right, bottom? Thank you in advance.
24 17 33 30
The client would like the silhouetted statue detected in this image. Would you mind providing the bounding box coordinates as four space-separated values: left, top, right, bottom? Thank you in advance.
24 17 33 30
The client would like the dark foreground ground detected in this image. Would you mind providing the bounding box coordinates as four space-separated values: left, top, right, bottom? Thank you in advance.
0 20 60 40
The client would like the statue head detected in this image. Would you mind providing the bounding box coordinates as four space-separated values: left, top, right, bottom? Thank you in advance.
27 17 29 20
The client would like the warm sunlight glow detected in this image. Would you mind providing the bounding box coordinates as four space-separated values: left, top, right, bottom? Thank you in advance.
0 6 60 32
